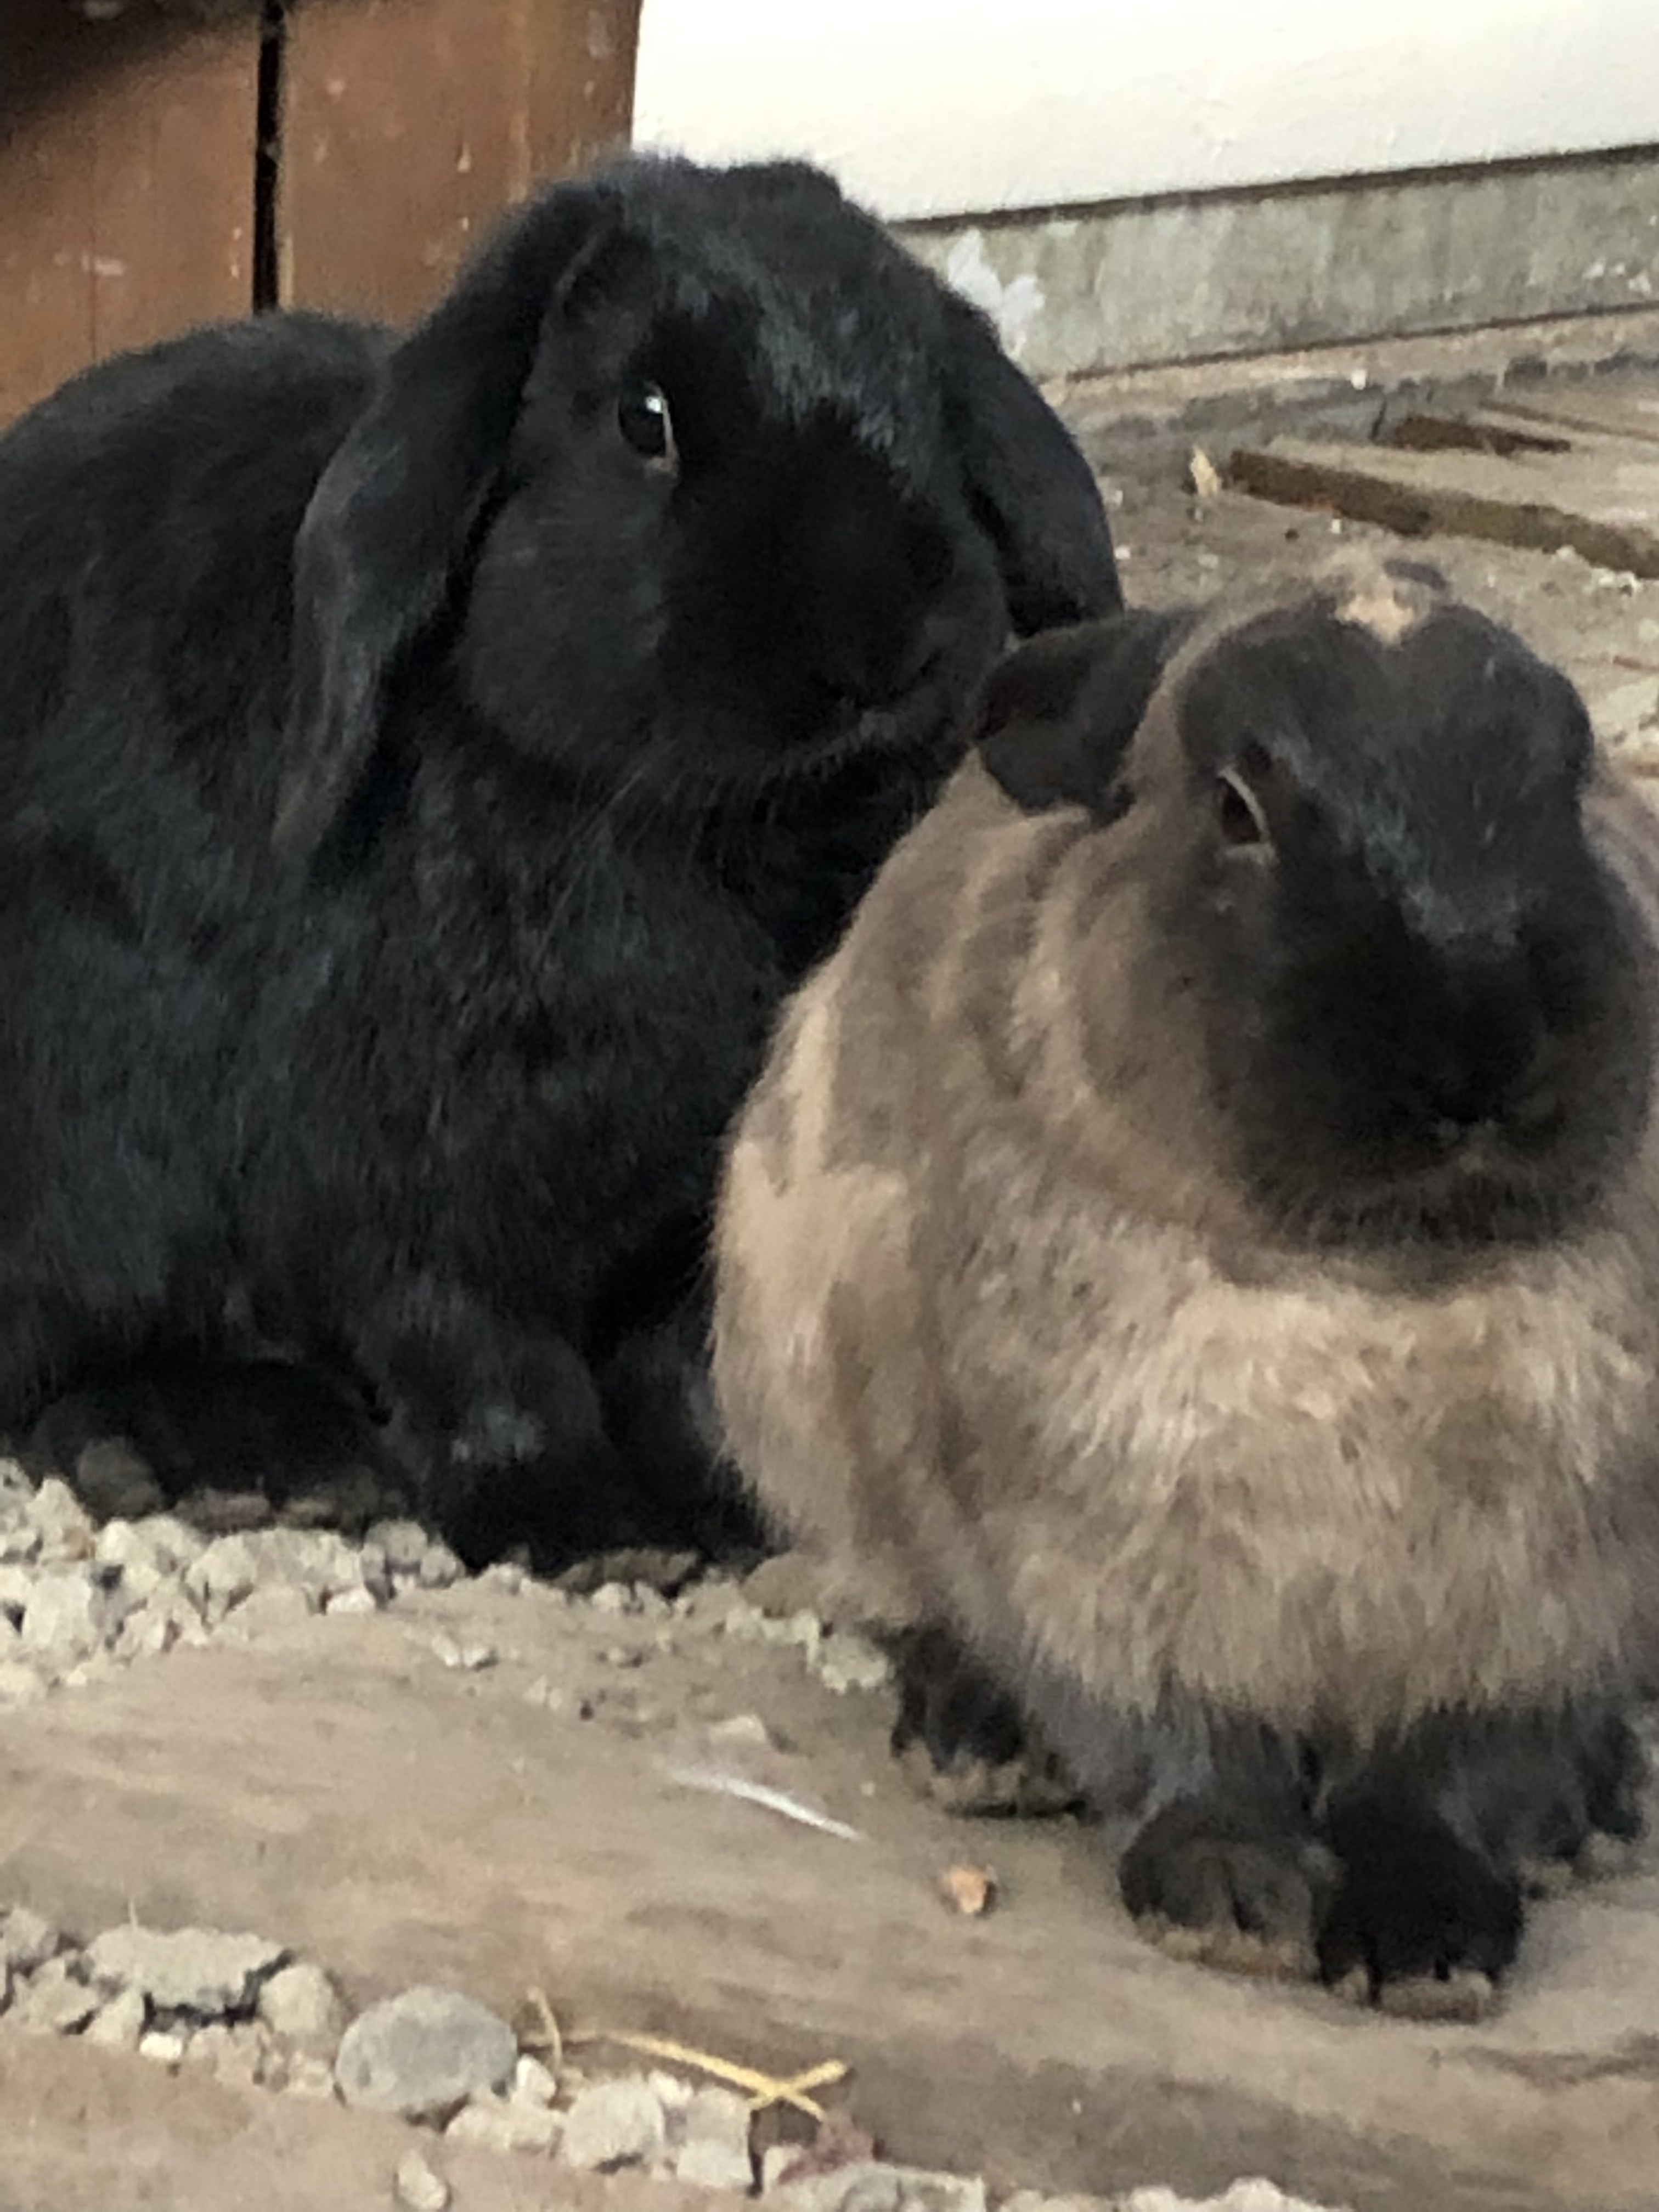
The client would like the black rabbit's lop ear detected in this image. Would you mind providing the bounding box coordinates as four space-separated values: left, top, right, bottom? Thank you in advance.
940 293 1122 636
977 603 1197 818
274 182 618 865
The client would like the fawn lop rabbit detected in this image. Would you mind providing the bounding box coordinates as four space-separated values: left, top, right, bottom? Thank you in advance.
713 554 1659 2007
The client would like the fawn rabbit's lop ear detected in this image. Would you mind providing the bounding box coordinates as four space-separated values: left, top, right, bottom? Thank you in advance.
939 295 1122 636
274 182 618 865
977 603 1197 819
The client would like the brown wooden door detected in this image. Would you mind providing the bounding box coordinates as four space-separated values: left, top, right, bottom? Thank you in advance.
279 0 642 323
0 0 260 425
0 0 641 429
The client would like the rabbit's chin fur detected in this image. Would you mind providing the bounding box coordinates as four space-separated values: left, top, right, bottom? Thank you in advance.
0 153 1120 1568
712 556 1659 1993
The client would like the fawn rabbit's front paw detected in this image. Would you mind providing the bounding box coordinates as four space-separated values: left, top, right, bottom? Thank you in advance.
1316 1797 1522 2021
1119 1793 1331 1980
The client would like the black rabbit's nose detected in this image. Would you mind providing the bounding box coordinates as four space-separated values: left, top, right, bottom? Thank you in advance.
793 475 968 709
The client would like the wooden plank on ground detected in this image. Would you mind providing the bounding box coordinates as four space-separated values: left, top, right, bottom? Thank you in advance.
4 1601 1659 2211
1230 418 1659 578
279 0 641 326
0 0 259 428
1487 382 1659 448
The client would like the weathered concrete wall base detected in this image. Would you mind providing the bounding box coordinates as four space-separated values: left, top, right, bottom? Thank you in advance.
901 149 1659 380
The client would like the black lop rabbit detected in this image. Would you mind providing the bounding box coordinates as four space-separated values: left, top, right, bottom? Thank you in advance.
0 153 1120 1565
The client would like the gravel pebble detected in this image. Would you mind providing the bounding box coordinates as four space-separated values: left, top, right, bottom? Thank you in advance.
26 1477 95 1561
767 2165 987 2212
8 1955 98 2035
512 2052 558 2104
417 1541 466 1589
94 1514 204 1575
394 2148 453 2212
19 1568 117 1662
0 1905 60 1975
0 1658 48 1705
86 1925 287 2015
188 2018 283 2089
1121 2189 1345 2212
285 2052 340 2100
445 2092 563 2153
83 1985 149 2050
138 2027 189 2066
257 1961 348 2053
0 1564 37 1619
675 2136 758 2191
324 1584 378 1617
811 1631 893 1695
430 1632 498 1671
560 2074 669 2170
182 1534 261 1623
334 1984 517 2121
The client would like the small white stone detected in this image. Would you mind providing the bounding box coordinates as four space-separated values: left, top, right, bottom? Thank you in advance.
430 1632 497 1671
7 1955 97 2035
675 2137 757 2192
94 1514 204 1575
27 1477 95 1561
394 2148 452 2212
811 1632 893 1696
0 1659 49 1706
589 1582 635 1614
707 1712 775 1751
139 2028 189 2066
445 2092 562 2153
284 2053 340 2100
86 1924 287 2013
334 1984 517 2121
183 1534 261 1623
0 1906 59 1974
681 2083 753 2156
417 1542 466 1589
214 1583 312 1639
114 1605 185 1662
560 2074 668 2171
512 2053 558 2105
257 1961 348 2053
324 1584 378 1617
0 1562 37 1618
20 1569 114 1662
84 1985 148 2050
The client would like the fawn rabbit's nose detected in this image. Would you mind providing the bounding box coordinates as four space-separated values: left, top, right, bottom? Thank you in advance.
1421 952 1558 1143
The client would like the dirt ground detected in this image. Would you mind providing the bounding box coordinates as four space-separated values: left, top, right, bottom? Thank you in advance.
5 332 1659 2212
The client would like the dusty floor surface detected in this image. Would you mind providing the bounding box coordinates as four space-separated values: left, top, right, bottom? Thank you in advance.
6 335 1659 2212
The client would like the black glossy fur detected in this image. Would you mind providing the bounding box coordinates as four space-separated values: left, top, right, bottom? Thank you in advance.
0 154 1119 1566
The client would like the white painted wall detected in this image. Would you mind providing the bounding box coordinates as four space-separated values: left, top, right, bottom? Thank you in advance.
633 0 1659 222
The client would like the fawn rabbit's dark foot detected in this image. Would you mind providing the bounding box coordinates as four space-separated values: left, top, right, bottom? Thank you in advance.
1317 1794 1521 2022
890 1623 1082 1817
1427 1705 1649 1894
1119 1793 1332 1980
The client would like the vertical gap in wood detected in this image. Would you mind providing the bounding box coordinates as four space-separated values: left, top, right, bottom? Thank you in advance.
253 0 289 311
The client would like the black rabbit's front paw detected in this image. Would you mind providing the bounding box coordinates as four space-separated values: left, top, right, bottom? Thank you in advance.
1119 1794 1329 1979
1317 1797 1521 2020
890 1623 1081 1817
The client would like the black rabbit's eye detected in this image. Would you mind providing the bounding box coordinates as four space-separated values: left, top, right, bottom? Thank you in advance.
618 381 675 469
1216 769 1268 848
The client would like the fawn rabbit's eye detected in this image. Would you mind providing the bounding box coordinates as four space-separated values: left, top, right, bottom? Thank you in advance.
617 381 676 470
1216 768 1268 849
